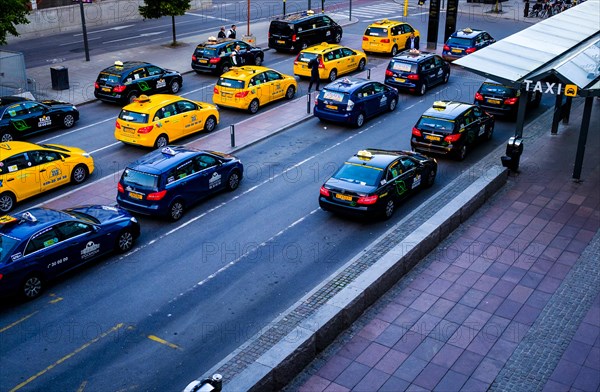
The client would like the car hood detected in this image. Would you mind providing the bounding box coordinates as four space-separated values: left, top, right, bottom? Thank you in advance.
40 99 75 108
67 205 132 223
325 178 378 195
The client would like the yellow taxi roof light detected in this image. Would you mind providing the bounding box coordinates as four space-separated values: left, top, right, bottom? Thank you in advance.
462 27 473 33
114 61 124 67
133 95 151 104
357 150 373 159
432 101 447 110
0 215 18 225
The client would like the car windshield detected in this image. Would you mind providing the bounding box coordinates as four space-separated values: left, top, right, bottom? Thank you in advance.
446 37 472 46
217 78 246 89
417 116 455 133
122 169 159 190
480 83 515 96
364 27 388 37
390 60 417 73
195 47 218 58
333 163 382 187
119 110 149 124
0 234 21 264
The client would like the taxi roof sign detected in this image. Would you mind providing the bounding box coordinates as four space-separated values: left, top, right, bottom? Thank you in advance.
357 150 373 160
133 95 151 104
462 27 473 33
0 215 18 225
161 146 178 156
432 101 448 110
21 211 37 222
114 61 124 67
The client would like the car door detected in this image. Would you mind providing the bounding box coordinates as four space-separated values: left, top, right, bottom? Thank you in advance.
341 48 358 73
264 70 286 101
372 82 389 115
420 58 436 87
2 103 33 137
126 66 153 94
431 56 445 85
175 100 203 136
460 110 478 147
248 72 269 104
165 158 203 205
357 84 379 117
321 16 336 43
33 149 70 193
54 220 108 268
236 42 254 65
23 226 70 278
194 153 223 195
384 159 411 203
0 152 40 200
22 102 55 133
154 102 183 140
147 65 168 92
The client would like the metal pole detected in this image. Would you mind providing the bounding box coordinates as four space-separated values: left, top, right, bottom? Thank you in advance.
308 0 311 10
230 124 235 147
283 0 286 16
307 93 311 113
247 0 250 36
367 69 370 79
79 1 90 61
572 96 593 180
321 0 324 12
349 0 352 20
514 87 528 138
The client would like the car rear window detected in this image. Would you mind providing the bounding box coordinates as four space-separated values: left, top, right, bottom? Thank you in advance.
270 21 294 36
217 78 246 89
333 163 382 187
321 89 348 103
364 27 388 37
97 72 121 84
417 116 455 133
480 83 515 96
297 52 317 62
0 234 21 264
446 37 472 46
119 110 149 124
389 60 417 73
122 169 159 190
195 46 218 58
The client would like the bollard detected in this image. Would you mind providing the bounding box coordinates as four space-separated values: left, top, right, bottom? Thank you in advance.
367 69 371 79
230 124 235 147
307 92 311 114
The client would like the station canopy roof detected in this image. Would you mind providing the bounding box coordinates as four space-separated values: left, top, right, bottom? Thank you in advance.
454 0 600 96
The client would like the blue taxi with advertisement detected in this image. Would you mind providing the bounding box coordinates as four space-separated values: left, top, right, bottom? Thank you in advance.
0 205 140 300
117 146 243 221
442 28 495 62
384 50 450 96
314 77 399 128
319 149 437 219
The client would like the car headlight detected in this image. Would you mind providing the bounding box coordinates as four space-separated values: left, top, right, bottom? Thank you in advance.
72 105 78 111
130 216 138 223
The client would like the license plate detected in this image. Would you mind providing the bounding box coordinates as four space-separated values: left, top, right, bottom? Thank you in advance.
451 48 462 53
277 40 285 44
487 98 501 104
129 192 143 200
335 193 352 201
102 87 111 92
395 78 406 83
425 135 441 141
199 59 208 63
123 127 135 134
370 42 378 45
325 104 338 110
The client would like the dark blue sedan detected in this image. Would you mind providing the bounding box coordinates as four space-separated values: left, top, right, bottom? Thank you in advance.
0 205 140 300
313 77 399 128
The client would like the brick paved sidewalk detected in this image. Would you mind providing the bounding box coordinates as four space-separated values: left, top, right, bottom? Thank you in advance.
287 100 600 391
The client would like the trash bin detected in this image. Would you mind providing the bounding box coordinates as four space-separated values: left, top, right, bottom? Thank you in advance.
50 66 69 90
501 136 523 172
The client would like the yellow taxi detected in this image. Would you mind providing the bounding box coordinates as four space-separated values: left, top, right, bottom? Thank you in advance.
0 141 94 212
115 94 219 148
212 66 298 114
294 43 367 82
362 19 420 56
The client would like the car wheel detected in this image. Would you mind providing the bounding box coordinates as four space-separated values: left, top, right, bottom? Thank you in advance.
0 192 15 213
169 79 181 94
0 132 14 142
248 99 260 114
168 200 185 221
116 230 134 253
355 112 365 128
383 199 395 219
334 32 342 43
419 83 427 96
457 144 468 161
22 274 43 300
204 115 217 132
328 69 338 82
127 91 140 103
254 55 263 66
155 134 169 148
391 45 398 56
443 72 450 84
357 58 366 72
63 113 76 128
226 170 241 191
285 85 296 100
388 98 397 112
71 164 89 184
424 167 436 188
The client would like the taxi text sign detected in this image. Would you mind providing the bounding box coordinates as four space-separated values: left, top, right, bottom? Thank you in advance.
524 80 578 97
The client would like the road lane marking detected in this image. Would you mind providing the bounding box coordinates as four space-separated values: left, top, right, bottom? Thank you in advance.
76 380 87 392
59 37 102 46
147 335 182 350
103 31 165 44
9 323 125 392
39 117 115 143
185 12 229 20
88 142 121 155
0 311 39 334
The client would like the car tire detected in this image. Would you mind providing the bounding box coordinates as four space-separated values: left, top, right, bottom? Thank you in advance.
248 99 260 114
424 167 437 188
355 112 365 128
127 91 140 104
285 85 296 100
358 58 366 72
116 230 135 253
155 134 169 148
63 113 76 128
204 115 217 132
71 164 89 184
383 199 395 220
226 170 241 191
169 79 181 94
456 144 468 161
254 55 263 66
328 69 338 82
334 32 342 43
22 274 43 300
0 192 15 213
391 45 398 56
168 200 185 221
388 98 397 112
418 83 427 96
0 131 14 142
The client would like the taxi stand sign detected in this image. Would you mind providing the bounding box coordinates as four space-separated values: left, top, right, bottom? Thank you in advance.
523 79 578 97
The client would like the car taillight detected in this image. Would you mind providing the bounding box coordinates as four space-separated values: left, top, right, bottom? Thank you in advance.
115 121 121 129
407 74 419 80
444 133 461 143
137 125 154 134
465 47 477 54
192 55 197 61
320 186 330 197
292 34 297 42
147 190 167 201
318 57 325 68
385 69 394 77
117 183 124 193
504 97 518 105
214 87 219 94
293 53 300 65
94 82 99 89
0 273 3 281
363 36 368 41
235 91 249 98
475 92 484 101
381 38 390 43
209 57 221 64
357 195 378 205
443 45 450 51
412 127 422 137
113 85 127 93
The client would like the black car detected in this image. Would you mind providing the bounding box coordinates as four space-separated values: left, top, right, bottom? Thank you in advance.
411 101 495 160
268 10 343 53
94 61 183 104
191 38 265 75
0 96 79 142
442 28 495 61
474 79 542 119
384 50 450 96
319 149 437 219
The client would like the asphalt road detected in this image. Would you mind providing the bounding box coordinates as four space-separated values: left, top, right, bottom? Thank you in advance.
0 7 550 392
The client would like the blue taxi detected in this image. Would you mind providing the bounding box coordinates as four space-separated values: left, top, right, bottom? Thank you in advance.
117 146 243 221
314 77 399 128
0 205 140 300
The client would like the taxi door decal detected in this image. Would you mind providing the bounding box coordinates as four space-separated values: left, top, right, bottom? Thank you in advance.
11 119 31 132
394 179 407 196
138 81 152 92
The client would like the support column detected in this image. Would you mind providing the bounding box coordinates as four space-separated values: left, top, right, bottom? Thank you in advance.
514 87 528 138
427 0 441 50
551 94 563 134
572 96 593 180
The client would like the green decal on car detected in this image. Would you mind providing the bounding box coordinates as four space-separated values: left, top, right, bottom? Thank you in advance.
139 81 151 91
11 119 31 132
395 180 407 196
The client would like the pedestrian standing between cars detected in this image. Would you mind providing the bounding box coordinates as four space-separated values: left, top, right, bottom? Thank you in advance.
307 56 321 93
218 26 226 38
405 32 420 50
231 44 243 66
228 25 237 39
